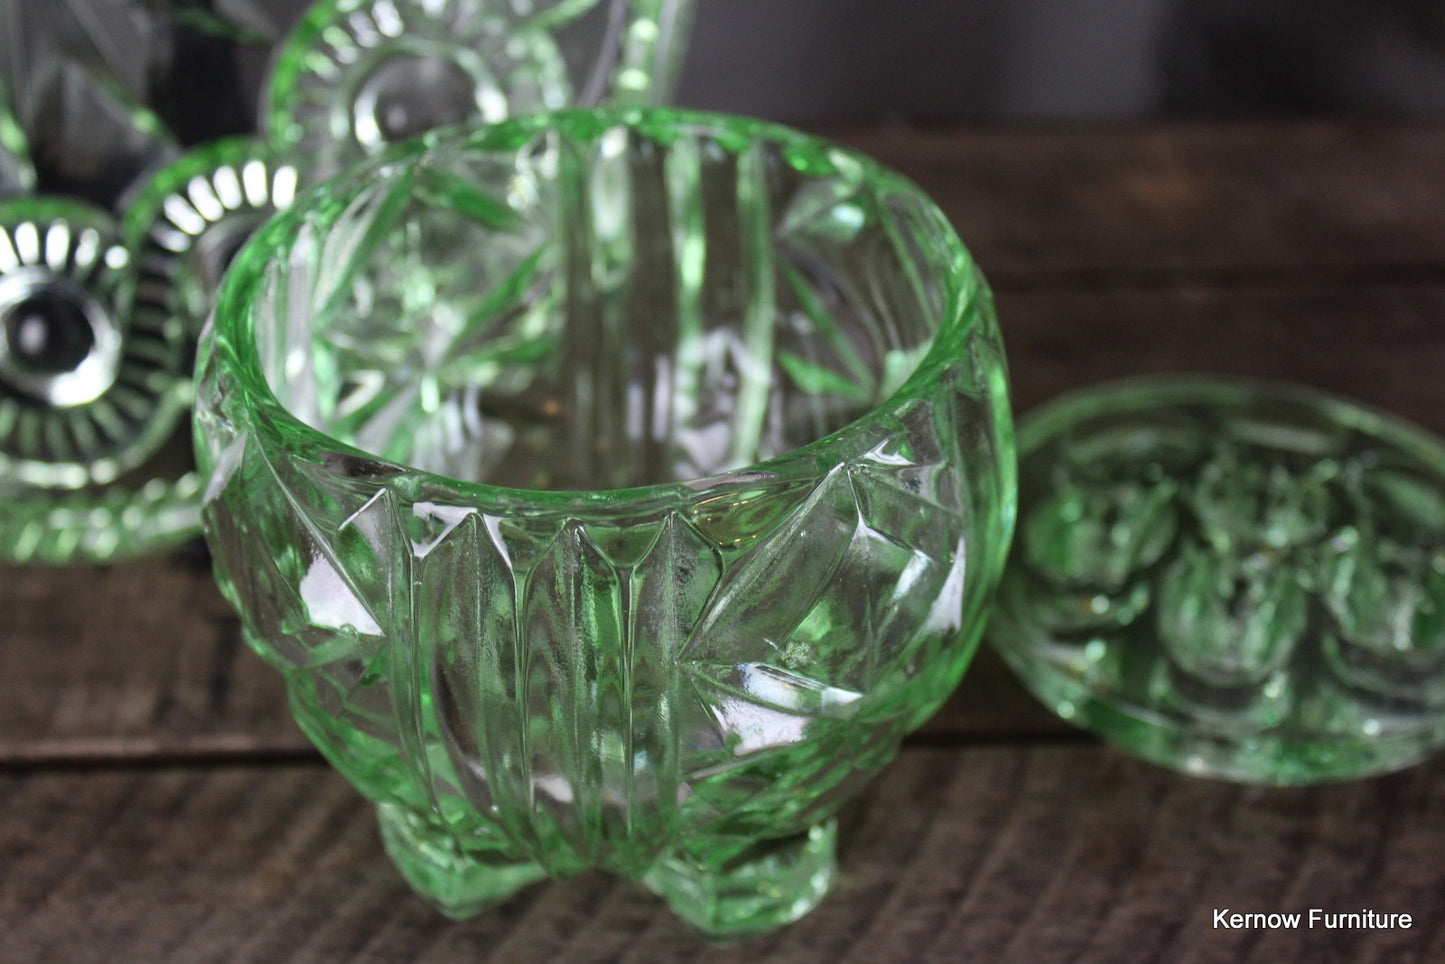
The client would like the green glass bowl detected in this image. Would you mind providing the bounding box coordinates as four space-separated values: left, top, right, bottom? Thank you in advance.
124 137 301 346
990 376 1445 785
265 0 695 183
0 196 197 563
0 79 33 197
196 108 1014 937
0 137 296 565
0 1 692 566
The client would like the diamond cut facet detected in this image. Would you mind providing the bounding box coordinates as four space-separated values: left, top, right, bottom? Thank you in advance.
198 111 1011 937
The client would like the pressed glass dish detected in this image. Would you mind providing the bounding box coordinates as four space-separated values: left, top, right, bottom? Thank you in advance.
0 196 198 562
265 0 695 183
0 80 33 197
196 109 1013 937
123 137 301 350
0 0 693 565
990 376 1445 785
0 0 178 210
0 1 205 561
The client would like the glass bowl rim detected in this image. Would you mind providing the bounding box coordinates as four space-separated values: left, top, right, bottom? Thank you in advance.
1016 373 1445 478
204 106 997 510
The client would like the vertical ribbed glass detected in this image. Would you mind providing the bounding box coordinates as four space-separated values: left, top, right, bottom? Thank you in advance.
265 0 695 183
0 0 179 208
0 1 692 564
197 109 1013 937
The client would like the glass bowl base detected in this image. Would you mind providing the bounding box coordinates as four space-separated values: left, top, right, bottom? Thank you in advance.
377 801 837 939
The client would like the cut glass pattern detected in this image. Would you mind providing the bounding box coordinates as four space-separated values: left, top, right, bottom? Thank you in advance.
197 111 1013 937
0 196 197 561
991 377 1445 784
0 0 179 208
264 0 695 182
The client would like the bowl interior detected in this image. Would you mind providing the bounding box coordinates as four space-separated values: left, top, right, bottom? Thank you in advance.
247 117 960 491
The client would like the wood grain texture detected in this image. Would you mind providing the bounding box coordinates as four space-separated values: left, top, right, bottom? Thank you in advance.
0 547 1068 761
1000 281 1445 427
8 281 1445 759
2 748 1442 963
0 556 308 764
834 121 1445 287
5 121 1445 960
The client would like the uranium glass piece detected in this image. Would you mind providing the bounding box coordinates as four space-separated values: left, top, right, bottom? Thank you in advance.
0 0 167 106
990 376 1445 784
0 196 198 563
125 137 302 340
0 82 35 197
264 0 695 182
0 1 179 208
0 0 269 147
197 109 1014 937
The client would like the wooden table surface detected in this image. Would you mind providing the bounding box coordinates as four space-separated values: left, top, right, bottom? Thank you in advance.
4 120 1445 962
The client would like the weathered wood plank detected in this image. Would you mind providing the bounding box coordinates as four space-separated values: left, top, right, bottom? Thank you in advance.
835 121 1445 287
7 279 1445 759
998 280 1445 431
0 555 308 763
2 121 1442 964
1 747 1441 963
0 552 1065 760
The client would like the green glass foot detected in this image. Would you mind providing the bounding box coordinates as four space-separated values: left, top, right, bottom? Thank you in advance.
375 802 547 919
643 820 838 940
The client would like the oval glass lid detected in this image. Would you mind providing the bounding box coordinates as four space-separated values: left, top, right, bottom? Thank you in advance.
989 375 1445 785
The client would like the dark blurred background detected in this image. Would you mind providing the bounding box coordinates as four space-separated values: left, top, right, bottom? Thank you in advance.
675 0 1445 122
220 0 1445 123
5 0 1444 205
